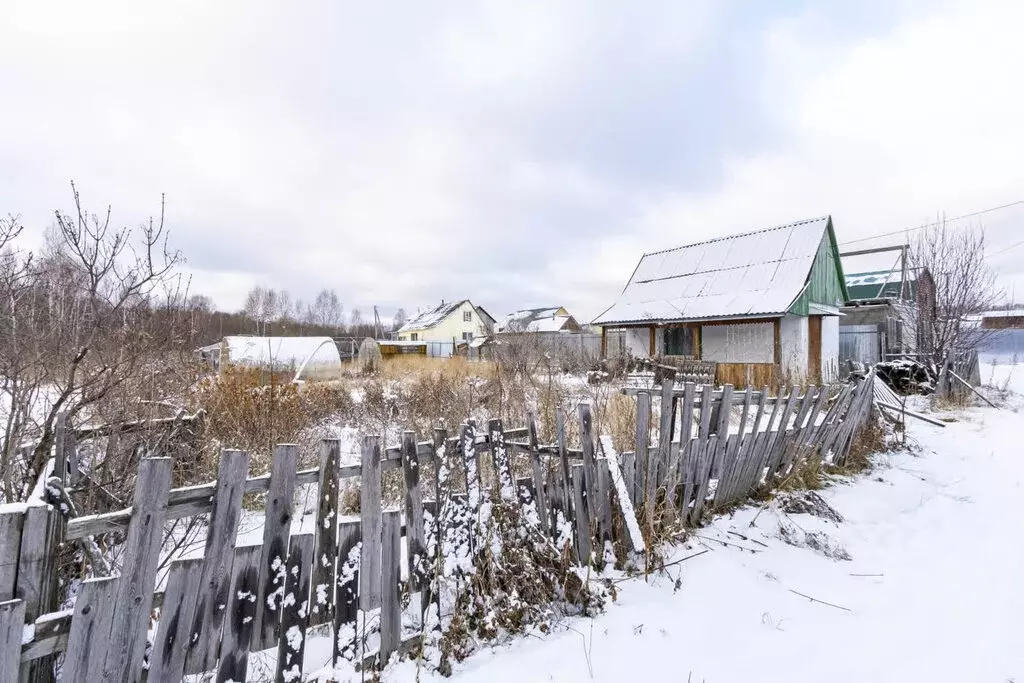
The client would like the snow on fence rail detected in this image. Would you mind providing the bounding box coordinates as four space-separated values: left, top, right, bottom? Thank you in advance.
1 373 876 681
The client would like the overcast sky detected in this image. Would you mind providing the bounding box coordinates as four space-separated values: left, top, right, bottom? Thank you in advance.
3 0 1023 322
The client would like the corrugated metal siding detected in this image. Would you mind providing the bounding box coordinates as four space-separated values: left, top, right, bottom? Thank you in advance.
595 216 833 325
788 226 847 315
839 325 881 365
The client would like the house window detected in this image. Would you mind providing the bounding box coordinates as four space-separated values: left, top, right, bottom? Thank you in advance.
664 327 694 356
463 311 472 322
410 333 418 341
462 332 473 342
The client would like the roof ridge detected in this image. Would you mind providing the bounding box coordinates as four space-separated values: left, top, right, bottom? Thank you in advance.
642 215 830 258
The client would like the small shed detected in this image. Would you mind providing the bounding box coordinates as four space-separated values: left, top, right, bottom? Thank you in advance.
839 267 936 366
593 216 847 387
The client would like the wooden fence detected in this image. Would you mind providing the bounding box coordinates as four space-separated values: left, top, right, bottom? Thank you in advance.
1 373 877 682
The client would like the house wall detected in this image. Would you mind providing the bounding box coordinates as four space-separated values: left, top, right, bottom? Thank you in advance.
397 300 489 348
822 315 839 381
780 314 809 382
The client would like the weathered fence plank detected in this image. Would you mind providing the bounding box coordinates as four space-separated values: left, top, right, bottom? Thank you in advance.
402 430 427 593
360 435 383 611
489 419 516 502
101 456 173 683
311 438 340 626
0 599 25 683
594 458 614 563
635 391 652 517
216 545 261 683
334 521 361 665
0 510 23 602
656 372 677 489
571 464 592 565
697 384 714 440
526 413 550 534
186 448 251 676
149 558 204 683
577 405 598 529
253 443 298 650
599 437 644 554
17 505 54 623
690 435 718 525
379 510 402 664
556 410 573 523
63 576 116 683
275 533 313 683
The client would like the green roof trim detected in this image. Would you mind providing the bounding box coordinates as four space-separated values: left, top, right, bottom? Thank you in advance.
787 217 849 315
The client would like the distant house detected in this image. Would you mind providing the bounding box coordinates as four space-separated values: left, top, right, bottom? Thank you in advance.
496 306 582 334
840 268 936 365
198 336 342 379
593 216 847 387
396 300 494 356
979 309 1024 330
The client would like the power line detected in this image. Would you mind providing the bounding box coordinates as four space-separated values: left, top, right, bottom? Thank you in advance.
987 236 1024 259
838 197 1024 246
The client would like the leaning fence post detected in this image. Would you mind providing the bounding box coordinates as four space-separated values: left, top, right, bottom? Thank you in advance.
570 464 592 566
656 371 677 490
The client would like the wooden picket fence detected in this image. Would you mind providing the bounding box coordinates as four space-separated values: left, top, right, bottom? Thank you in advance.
0 372 877 682
620 370 877 523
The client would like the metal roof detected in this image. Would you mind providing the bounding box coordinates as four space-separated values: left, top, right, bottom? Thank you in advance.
496 306 578 333
398 300 469 333
845 269 919 301
593 216 832 325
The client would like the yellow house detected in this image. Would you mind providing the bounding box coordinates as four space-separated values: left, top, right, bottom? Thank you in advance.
396 299 495 356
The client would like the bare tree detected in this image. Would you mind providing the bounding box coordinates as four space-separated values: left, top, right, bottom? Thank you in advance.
392 307 407 331
909 219 1002 362
309 288 343 328
349 308 363 330
243 285 266 320
0 184 188 499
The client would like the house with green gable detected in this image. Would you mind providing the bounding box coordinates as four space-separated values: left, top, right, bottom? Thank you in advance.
593 216 848 387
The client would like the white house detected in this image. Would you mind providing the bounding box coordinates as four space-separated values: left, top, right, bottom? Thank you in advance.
396 300 495 357
496 306 582 334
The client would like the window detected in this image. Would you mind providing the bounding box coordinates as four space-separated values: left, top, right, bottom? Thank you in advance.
410 333 418 341
462 332 473 342
463 311 472 322
664 327 694 356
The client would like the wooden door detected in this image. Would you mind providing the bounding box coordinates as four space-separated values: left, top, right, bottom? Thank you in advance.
808 315 822 382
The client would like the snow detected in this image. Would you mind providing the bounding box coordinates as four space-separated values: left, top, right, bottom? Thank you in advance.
306 364 1023 682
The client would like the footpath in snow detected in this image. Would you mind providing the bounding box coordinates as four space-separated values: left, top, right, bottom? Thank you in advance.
378 376 1024 683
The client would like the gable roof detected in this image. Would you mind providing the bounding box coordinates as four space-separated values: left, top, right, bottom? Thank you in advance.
398 299 471 333
497 307 578 333
475 306 497 326
593 216 839 325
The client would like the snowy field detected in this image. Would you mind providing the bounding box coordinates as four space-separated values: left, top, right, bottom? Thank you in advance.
215 363 1024 682
354 364 1022 683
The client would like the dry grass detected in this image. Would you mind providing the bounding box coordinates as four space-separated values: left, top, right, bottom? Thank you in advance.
190 366 354 475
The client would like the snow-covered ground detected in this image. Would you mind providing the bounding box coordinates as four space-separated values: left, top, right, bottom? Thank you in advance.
355 365 1022 683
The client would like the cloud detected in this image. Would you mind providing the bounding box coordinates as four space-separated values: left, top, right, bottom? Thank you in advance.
2 0 1022 325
